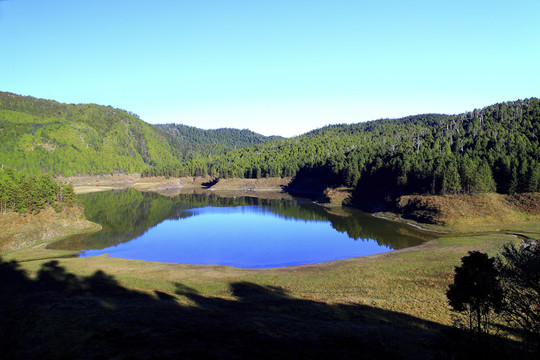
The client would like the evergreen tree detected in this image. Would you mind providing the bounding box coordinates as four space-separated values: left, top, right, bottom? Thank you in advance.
0 167 75 215
2 92 539 199
474 160 496 193
498 242 540 351
442 163 461 194
509 167 519 195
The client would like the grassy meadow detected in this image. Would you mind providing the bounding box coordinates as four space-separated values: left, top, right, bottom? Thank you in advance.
1 229 529 358
1 186 538 359
9 233 518 322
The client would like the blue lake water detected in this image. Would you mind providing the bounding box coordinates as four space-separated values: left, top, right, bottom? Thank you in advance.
49 189 434 268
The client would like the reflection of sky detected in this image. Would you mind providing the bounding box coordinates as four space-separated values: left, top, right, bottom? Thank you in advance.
189 205 324 223
81 206 392 268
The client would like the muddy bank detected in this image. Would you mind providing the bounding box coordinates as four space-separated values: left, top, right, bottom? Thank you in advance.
67 175 540 233
206 177 291 191
71 175 293 194
70 175 208 194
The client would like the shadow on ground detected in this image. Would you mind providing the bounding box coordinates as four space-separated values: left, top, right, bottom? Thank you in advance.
201 178 219 189
0 257 523 359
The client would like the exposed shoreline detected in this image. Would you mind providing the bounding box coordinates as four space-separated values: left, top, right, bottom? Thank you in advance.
2 178 538 358
69 175 540 233
3 175 539 263
68 174 291 194
0 206 102 261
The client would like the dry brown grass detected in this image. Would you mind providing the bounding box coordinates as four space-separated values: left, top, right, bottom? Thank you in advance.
5 242 503 359
9 232 521 329
323 186 353 206
71 175 290 194
396 193 540 232
0 206 100 253
208 177 291 191
2 189 535 358
2 183 538 358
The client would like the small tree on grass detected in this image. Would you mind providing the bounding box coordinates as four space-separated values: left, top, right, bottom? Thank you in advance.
447 251 503 337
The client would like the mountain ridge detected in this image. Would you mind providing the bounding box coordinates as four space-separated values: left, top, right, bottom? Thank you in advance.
1 91 539 201
0 92 276 175
165 97 540 201
155 123 282 160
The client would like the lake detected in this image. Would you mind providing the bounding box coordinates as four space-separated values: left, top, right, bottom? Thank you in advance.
49 189 435 268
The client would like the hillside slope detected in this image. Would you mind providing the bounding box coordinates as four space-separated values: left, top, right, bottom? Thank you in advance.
157 123 282 158
2 92 539 201
0 92 181 176
0 92 282 177
394 193 540 231
168 99 540 201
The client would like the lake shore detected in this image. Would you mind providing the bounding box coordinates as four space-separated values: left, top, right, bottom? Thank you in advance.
3 175 538 259
2 230 531 358
1 174 530 261
1 182 538 358
69 175 540 233
66 174 291 194
0 205 101 257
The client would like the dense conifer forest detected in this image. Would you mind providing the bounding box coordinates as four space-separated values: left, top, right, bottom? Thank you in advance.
150 99 540 198
156 124 282 159
0 92 276 176
0 167 75 215
1 92 539 200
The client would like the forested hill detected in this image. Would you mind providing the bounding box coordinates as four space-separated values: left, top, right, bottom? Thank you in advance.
156 124 282 159
2 92 539 199
158 98 540 198
0 92 182 176
0 92 276 176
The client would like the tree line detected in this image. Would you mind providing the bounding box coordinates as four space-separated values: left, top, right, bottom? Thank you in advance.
0 167 76 215
2 92 539 198
156 124 282 161
152 98 540 198
0 92 278 177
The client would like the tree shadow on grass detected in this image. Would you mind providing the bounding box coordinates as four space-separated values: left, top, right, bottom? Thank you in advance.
0 257 524 360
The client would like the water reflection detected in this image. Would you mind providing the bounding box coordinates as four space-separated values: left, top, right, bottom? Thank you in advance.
49 189 435 268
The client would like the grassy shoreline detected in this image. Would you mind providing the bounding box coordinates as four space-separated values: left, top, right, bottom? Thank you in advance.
2 231 525 358
68 174 291 194
1 181 538 358
3 191 534 322
9 233 519 320
0 205 101 256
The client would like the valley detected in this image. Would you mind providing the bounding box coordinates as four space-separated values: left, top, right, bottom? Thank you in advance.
1 92 539 359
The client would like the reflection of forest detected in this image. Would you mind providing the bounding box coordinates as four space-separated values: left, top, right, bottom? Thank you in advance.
49 189 434 251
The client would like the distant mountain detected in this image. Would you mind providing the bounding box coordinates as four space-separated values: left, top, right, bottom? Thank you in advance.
156 124 282 160
0 92 182 176
0 92 278 176
161 99 540 198
2 92 539 200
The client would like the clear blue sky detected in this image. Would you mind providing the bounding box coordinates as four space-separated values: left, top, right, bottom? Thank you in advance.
1 0 539 137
